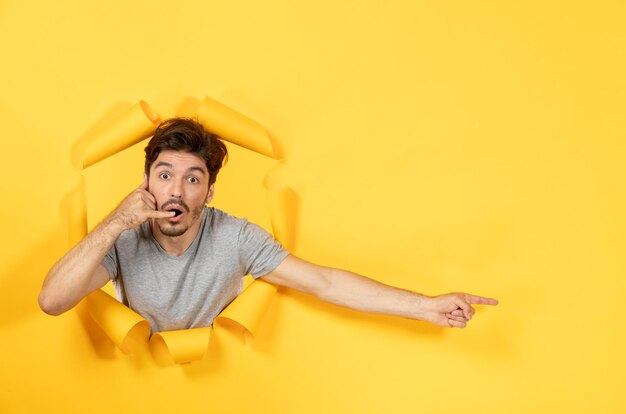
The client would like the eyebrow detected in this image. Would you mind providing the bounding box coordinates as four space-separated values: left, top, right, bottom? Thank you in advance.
154 162 207 175
188 166 207 175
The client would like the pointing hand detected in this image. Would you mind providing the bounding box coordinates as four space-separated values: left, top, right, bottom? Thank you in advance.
421 293 499 328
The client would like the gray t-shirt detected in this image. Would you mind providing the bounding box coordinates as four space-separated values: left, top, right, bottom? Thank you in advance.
102 207 288 332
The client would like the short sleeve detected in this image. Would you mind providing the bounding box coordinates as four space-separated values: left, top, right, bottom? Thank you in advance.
238 221 289 278
101 245 119 282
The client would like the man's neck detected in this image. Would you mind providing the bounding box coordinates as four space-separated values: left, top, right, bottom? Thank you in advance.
150 209 206 257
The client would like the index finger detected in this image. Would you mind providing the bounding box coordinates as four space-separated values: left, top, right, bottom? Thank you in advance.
466 294 499 306
148 210 176 219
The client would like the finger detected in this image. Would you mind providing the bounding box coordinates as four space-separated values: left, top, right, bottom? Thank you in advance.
466 294 499 306
454 297 472 319
134 188 157 207
140 191 157 208
459 305 475 320
147 210 176 219
447 310 468 317
447 318 466 328
445 313 468 323
468 306 475 319
446 310 469 320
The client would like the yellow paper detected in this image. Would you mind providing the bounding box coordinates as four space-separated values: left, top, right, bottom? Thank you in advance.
215 279 279 339
85 289 151 355
149 327 212 365
196 95 278 159
83 100 160 168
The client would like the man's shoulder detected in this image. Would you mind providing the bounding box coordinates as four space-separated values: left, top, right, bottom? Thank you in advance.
206 207 250 228
204 207 267 242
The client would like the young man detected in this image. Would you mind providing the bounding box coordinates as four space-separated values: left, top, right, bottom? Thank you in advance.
39 118 498 333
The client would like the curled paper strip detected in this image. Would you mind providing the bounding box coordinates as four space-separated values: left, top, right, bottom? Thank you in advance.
73 96 295 364
149 327 212 365
83 100 160 169
85 289 151 355
215 279 278 340
196 95 278 159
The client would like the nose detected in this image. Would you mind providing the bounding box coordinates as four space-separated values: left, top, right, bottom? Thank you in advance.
170 178 184 198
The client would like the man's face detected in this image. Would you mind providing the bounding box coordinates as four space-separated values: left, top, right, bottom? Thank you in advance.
147 150 214 238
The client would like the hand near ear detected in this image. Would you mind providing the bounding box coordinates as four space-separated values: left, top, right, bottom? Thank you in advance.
105 175 175 233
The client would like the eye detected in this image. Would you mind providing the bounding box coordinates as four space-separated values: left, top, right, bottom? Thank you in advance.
188 176 199 184
159 172 170 180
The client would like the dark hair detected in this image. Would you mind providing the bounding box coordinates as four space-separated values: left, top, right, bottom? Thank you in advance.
144 118 228 186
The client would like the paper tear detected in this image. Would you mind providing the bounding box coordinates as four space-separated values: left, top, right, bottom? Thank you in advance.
83 101 160 169
196 96 278 159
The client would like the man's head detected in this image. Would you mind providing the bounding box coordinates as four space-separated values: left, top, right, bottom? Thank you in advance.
143 118 228 238
144 118 228 187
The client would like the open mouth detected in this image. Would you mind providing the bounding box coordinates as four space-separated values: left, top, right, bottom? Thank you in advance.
161 200 189 220
168 208 183 217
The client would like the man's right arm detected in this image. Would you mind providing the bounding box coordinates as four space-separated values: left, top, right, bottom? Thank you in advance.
39 176 174 315
38 220 123 315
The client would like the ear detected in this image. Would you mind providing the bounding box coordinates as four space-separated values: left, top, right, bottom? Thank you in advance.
205 184 215 205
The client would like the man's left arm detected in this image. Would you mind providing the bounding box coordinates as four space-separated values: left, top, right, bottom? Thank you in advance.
261 255 498 328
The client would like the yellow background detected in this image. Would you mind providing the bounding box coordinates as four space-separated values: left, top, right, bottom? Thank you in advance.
1 0 625 413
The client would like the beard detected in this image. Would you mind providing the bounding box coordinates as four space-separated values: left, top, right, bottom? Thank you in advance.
157 223 189 237
157 204 204 237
